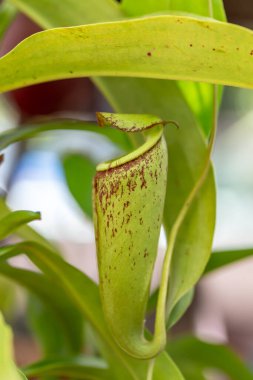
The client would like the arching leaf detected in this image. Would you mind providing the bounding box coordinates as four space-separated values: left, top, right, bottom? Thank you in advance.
0 16 253 93
205 248 253 274
0 210 40 240
24 357 111 380
168 336 253 380
0 118 131 152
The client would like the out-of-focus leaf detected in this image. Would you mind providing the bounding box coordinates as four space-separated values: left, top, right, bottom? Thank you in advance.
0 210 40 240
28 294 80 358
18 372 28 380
121 0 226 20
0 118 131 152
62 154 96 219
168 336 253 380
0 264 83 354
0 197 56 250
0 277 15 316
0 312 24 380
0 199 74 362
24 357 111 380
205 248 253 274
11 0 123 27
148 287 194 328
0 1 17 41
0 243 184 380
167 288 194 328
0 16 253 92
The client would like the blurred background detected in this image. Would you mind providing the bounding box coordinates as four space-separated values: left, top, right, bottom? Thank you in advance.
1 1 253 377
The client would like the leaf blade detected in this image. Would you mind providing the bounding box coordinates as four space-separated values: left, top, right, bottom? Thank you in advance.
0 118 131 152
0 16 253 92
24 357 111 380
62 154 96 219
0 264 83 354
0 210 41 240
205 248 253 274
168 336 253 380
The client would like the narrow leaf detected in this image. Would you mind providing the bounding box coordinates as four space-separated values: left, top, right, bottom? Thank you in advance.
168 336 253 380
167 289 194 328
121 0 226 20
0 264 83 354
24 357 111 380
0 197 57 251
62 154 96 219
0 118 131 152
0 16 253 93
0 210 40 240
205 248 253 274
11 0 123 27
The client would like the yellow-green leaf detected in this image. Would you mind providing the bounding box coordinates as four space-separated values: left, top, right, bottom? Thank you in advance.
0 313 25 380
0 16 253 92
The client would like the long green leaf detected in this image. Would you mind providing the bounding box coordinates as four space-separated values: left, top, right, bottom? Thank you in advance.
24 357 111 380
0 243 184 380
0 264 83 354
167 289 194 328
0 16 253 92
11 0 123 27
0 197 57 250
0 312 24 380
121 0 226 20
168 336 253 380
0 210 40 240
62 154 96 219
28 294 81 360
0 199 74 360
0 118 131 152
205 248 253 274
